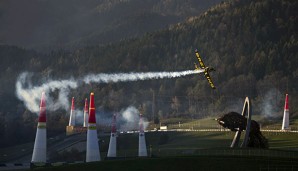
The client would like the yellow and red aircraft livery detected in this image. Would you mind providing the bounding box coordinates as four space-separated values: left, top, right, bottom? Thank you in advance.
194 49 216 89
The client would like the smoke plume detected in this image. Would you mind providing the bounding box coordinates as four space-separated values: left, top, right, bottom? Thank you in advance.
71 106 149 131
74 109 84 125
258 88 283 118
16 70 203 113
97 106 149 131
16 72 78 113
118 106 149 131
83 70 203 84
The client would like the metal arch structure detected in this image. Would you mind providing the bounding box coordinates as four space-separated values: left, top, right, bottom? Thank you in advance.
230 97 252 148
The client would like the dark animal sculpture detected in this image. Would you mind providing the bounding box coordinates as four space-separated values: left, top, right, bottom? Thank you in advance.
216 112 268 148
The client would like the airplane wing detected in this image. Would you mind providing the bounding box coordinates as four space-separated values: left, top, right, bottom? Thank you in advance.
204 71 216 89
194 49 216 89
195 50 206 69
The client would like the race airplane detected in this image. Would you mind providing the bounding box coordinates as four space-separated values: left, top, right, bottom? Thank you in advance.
194 49 216 89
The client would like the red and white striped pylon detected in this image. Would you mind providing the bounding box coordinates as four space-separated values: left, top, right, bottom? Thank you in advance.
68 97 75 126
31 92 47 163
282 94 290 130
107 114 117 157
83 98 88 127
86 92 101 162
138 113 147 157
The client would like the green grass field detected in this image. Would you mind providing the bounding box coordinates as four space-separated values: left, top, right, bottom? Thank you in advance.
96 130 298 161
157 116 298 130
34 155 298 171
114 131 298 156
2 117 298 171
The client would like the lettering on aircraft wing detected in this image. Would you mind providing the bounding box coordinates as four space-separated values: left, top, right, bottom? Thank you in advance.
195 52 206 69
204 72 215 89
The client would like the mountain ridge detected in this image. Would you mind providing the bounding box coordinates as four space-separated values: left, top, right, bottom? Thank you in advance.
0 0 221 50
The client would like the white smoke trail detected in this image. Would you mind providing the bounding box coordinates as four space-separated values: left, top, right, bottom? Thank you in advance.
16 72 78 113
83 70 203 84
75 109 84 125
16 70 203 113
258 88 283 118
83 106 148 131
118 106 149 131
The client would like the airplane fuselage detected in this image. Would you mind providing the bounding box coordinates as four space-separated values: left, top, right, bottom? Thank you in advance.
194 50 216 89
205 67 215 73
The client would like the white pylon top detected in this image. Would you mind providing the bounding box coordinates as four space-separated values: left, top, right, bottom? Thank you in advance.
68 97 76 126
111 113 117 133
139 113 144 133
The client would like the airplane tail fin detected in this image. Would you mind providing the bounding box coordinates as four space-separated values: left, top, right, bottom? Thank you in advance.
194 63 199 70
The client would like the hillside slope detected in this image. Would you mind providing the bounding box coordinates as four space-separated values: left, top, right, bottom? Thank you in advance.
54 0 297 116
0 0 220 50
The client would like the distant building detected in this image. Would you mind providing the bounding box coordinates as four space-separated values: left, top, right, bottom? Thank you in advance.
160 126 168 130
66 126 87 135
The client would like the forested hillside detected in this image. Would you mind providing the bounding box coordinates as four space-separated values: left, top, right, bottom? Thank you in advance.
0 0 220 50
0 0 297 147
